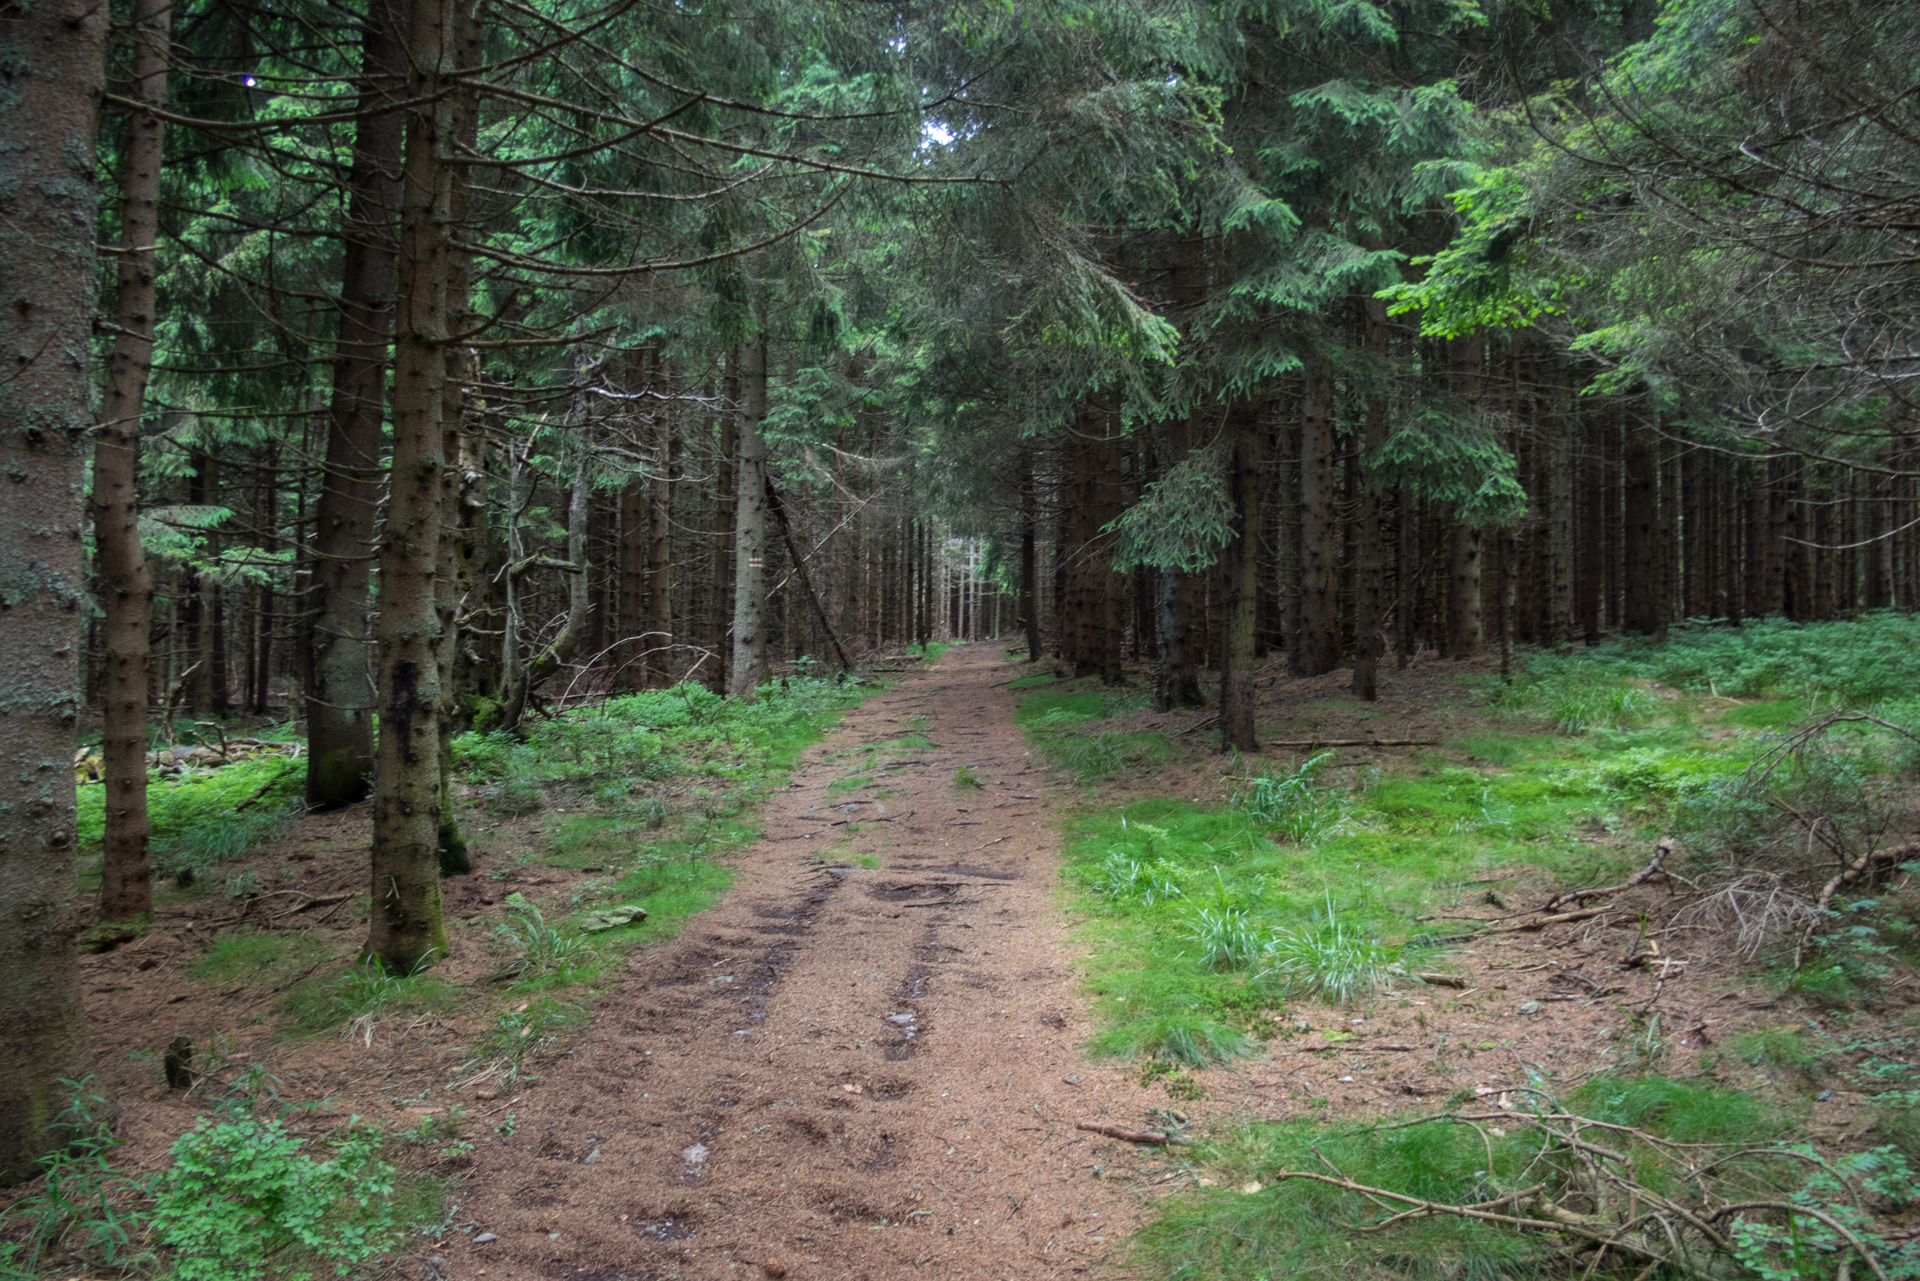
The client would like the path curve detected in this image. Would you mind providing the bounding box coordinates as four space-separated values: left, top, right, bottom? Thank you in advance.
451 645 1156 1281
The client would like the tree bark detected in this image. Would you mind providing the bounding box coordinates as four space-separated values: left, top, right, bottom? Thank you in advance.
711 352 737 691
1020 447 1040 662
0 0 106 1185
1219 397 1264 751
729 335 771 698
1352 297 1389 700
368 0 457 973
1294 357 1339 675
433 10 479 878
307 0 403 809
647 373 674 686
93 0 169 922
1546 351 1575 644
1623 420 1661 634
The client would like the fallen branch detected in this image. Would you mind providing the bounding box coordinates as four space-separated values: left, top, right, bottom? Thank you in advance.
1544 838 1678 913
271 891 354 920
1415 972 1470 988
1076 1121 1193 1147
1263 738 1439 748
1795 839 1920 970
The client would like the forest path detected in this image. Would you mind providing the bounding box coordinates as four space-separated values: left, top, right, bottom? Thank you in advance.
451 645 1162 1281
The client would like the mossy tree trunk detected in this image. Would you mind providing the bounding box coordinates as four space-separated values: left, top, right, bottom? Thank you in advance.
306 0 404 810
0 0 107 1186
368 0 456 973
93 0 170 922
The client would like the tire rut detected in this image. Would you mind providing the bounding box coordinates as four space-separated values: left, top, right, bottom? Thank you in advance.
448 646 1162 1281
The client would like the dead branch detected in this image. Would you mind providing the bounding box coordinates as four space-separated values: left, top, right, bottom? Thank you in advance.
1794 839 1920 969
1544 839 1678 912
1075 1121 1193 1146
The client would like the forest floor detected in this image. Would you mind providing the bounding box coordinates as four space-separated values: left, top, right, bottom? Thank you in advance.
19 633 1920 1281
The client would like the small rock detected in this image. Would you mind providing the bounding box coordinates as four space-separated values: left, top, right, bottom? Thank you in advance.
1238 1182 1263 1195
682 1143 709 1165
763 1260 787 1279
1195 1176 1216 1188
431 1256 447 1266
474 1088 500 1101
842 1083 863 1095
472 1233 497 1245
1816 1089 1833 1102
583 1148 601 1164
885 1012 915 1025
1518 1001 1542 1015
1338 1075 1355 1083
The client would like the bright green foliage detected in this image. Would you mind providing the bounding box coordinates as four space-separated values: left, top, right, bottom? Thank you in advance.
153 1116 395 1281
77 755 302 887
1132 1077 1814 1281
1490 657 1660 733
1235 751 1348 843
494 893 599 978
1262 915 1400 1005
1015 678 1168 781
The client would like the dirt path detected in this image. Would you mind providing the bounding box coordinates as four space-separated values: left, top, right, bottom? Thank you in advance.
450 645 1162 1281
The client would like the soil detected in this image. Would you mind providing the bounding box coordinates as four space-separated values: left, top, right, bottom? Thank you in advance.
17 643 1919 1281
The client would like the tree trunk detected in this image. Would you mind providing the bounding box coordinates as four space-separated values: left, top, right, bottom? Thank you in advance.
1547 352 1575 644
433 14 479 878
647 376 674 686
0 0 107 1185
307 1 402 809
1020 448 1040 661
93 0 169 922
1623 420 1661 634
711 353 738 691
729 335 771 698
1294 357 1339 675
1352 298 1389 700
368 0 457 973
1219 397 1264 751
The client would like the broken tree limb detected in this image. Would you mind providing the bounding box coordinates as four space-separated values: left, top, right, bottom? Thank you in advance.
1262 738 1439 748
1543 838 1678 912
1075 1121 1193 1147
1794 839 1920 970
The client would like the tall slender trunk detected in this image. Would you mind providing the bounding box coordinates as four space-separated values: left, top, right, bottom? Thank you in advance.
0 0 107 1185
1020 447 1040 662
1448 338 1485 658
1352 297 1389 700
647 374 674 686
433 12 479 878
308 0 404 808
1547 352 1575 643
1294 356 1339 675
730 335 771 698
711 352 737 691
368 0 458 973
1623 420 1661 634
1219 397 1264 751
93 0 169 922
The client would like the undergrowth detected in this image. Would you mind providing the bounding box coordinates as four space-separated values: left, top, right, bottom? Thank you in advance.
77 755 303 892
